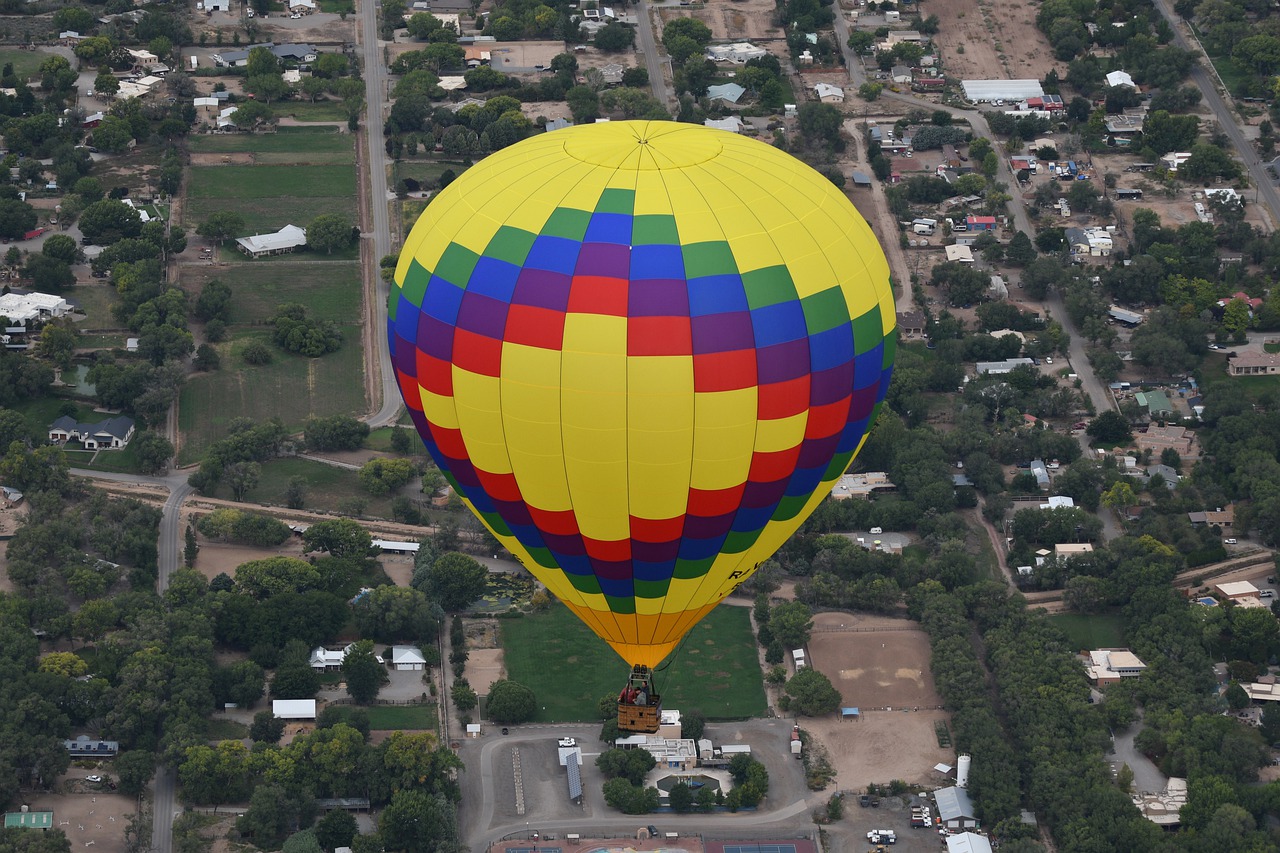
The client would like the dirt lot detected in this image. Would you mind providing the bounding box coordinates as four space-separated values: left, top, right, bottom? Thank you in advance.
0 541 11 593
462 619 505 691
804 612 954 788
928 0 1059 84
186 530 308 582
21 781 139 853
658 0 780 42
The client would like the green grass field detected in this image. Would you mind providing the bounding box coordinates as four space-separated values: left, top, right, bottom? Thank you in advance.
280 101 352 122
189 128 353 161
214 456 398 518
72 284 121 330
10 397 102 440
61 443 144 474
393 158 469 189
500 604 767 723
363 704 439 731
177 329 365 463
0 49 47 82
1047 613 1126 651
179 262 361 325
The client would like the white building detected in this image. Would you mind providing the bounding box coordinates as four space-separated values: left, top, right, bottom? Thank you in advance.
236 224 308 257
1105 70 1135 89
961 79 1044 102
704 117 744 133
1085 649 1147 684
705 42 767 63
0 292 72 328
391 646 427 671
814 83 844 103
273 699 317 720
947 834 994 853
1161 151 1192 172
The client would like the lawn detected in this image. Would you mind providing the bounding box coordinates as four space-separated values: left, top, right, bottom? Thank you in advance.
177 329 366 463
10 397 103 441
71 284 120 329
363 704 439 731
1047 613 1126 651
500 604 767 723
205 718 250 739
0 48 46 82
61 443 145 475
1265 342 1279 354
393 158 469 189
224 456 399 519
178 262 361 325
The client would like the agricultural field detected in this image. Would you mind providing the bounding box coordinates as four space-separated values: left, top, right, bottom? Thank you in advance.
500 603 766 722
185 128 356 233
219 456 398 518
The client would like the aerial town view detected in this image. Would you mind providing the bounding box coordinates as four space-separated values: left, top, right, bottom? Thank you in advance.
4 0 1280 850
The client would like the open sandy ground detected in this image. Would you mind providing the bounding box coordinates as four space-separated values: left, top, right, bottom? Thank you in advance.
21 781 139 853
803 612 955 789
928 0 1059 84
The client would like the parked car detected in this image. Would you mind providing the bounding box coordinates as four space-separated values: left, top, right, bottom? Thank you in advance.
86 775 104 783
1224 538 1238 545
558 737 576 747
869 527 883 534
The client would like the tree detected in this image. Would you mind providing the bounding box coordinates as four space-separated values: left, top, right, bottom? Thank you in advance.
114 750 156 798
307 214 354 254
0 199 37 241
596 747 656 785
1006 231 1037 265
1101 481 1137 511
343 640 388 704
595 22 635 52
196 212 245 247
769 601 813 649
358 457 415 495
669 781 694 812
35 323 77 368
303 518 373 558
314 810 357 852
250 709 285 743
236 556 320 598
304 415 370 450
133 431 175 475
193 344 220 372
378 790 458 853
798 102 842 146
271 662 322 699
242 341 273 365
1086 410 1132 444
225 461 262 501
452 679 478 713
422 552 488 611
566 85 599 123
78 199 143 245
42 234 80 265
353 585 441 643
486 679 536 724
784 668 841 716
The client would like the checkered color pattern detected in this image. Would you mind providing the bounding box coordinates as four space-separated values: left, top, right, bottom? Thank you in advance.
389 121 895 666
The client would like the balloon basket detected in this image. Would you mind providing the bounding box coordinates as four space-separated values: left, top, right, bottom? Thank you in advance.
617 665 662 734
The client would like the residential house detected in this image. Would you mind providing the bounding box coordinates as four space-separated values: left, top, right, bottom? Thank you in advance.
813 83 844 103
59 31 89 45
1134 423 1196 456
1218 290 1263 311
965 214 997 231
65 736 120 757
934 786 979 830
1029 459 1050 489
703 117 744 133
884 30 925 46
236 224 308 258
288 0 317 12
599 63 625 85
1105 114 1144 138
1216 580 1258 601
1132 778 1188 826
989 274 1008 299
890 65 912 84
1065 227 1113 257
704 42 767 63
391 646 427 671
1085 649 1147 684
82 112 105 129
1229 352 1280 376
1105 70 1135 88
944 244 974 263
1160 151 1192 172
706 83 745 105
205 0 231 10
1135 389 1174 418
1 486 23 506
1188 506 1234 529
897 310 926 337
48 416 136 450
1055 543 1094 558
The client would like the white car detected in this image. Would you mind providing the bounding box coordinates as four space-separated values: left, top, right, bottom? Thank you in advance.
1224 538 1238 545
1046 356 1054 364
86 775 104 783
558 737 576 748
869 527 883 534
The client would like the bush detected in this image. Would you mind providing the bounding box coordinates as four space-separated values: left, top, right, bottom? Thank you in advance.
486 679 536 724
243 340 273 365
197 508 292 546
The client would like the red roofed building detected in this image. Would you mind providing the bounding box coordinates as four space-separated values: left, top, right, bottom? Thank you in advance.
966 214 998 231
1224 291 1263 309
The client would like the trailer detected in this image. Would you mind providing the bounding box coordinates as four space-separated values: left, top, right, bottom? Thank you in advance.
189 55 198 70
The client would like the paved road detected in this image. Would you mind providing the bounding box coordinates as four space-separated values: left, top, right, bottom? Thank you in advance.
635 0 673 108
359 0 404 429
1151 0 1280 231
1111 712 1169 795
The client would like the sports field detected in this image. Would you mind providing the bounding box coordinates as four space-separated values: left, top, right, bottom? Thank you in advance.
500 603 766 723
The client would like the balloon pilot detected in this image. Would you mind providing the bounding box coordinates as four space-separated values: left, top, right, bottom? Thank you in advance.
617 664 662 733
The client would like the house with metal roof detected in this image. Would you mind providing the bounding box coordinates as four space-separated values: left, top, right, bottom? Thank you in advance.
706 83 745 104
236 224 308 258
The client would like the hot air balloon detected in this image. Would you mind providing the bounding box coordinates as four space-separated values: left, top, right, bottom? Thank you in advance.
389 120 895 731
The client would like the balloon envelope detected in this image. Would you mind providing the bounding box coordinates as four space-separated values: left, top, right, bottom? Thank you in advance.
390 120 895 667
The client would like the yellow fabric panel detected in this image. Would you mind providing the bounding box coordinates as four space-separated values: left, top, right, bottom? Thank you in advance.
656 167 726 245
561 314 628 541
418 386 458 430
499 344 571 511
626 356 694 521
689 388 757 491
632 169 676 217
451 369 511 475
754 410 808 453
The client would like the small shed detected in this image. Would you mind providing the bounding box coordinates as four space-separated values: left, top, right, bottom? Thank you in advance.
273 699 317 720
4 812 53 830
851 171 872 188
841 707 860 721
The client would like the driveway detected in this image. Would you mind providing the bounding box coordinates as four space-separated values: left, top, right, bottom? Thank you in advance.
1112 713 1168 796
